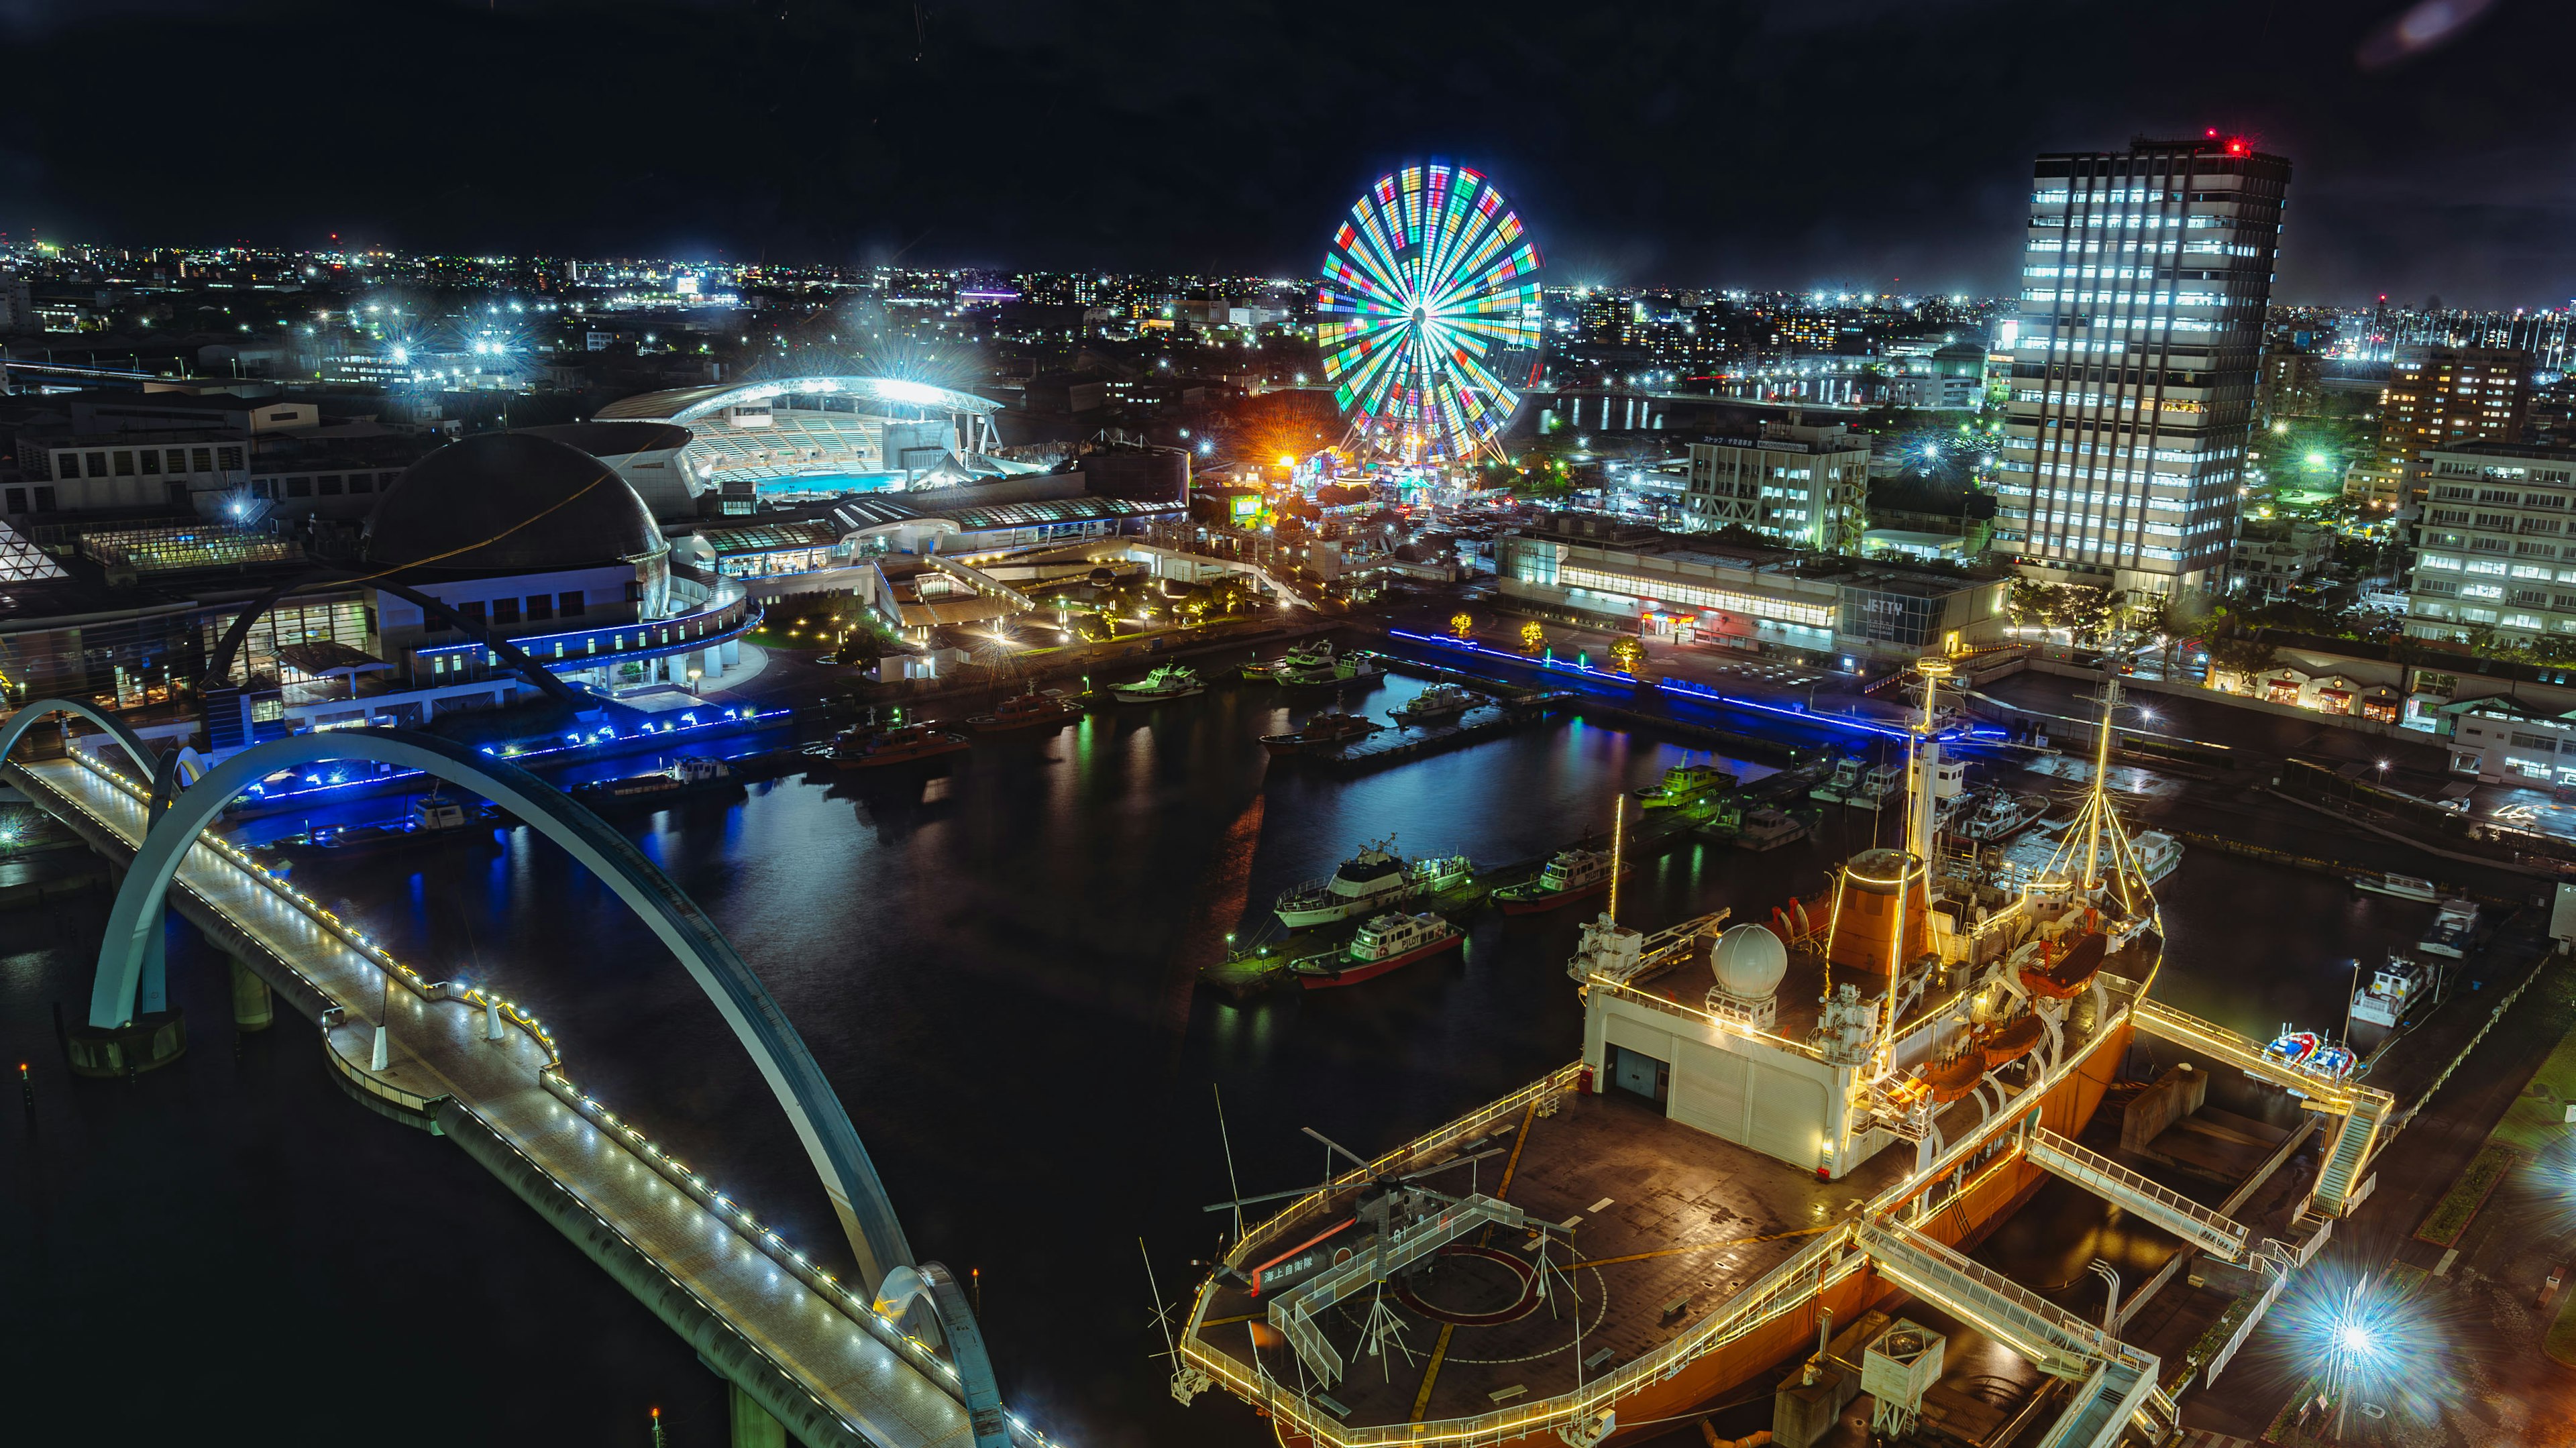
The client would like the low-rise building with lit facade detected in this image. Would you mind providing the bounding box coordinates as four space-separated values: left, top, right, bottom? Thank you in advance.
1495 514 2008 667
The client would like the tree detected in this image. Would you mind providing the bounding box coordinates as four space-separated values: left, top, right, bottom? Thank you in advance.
1609 636 1646 674
1450 611 1474 641
2201 632 2276 686
1519 620 1547 653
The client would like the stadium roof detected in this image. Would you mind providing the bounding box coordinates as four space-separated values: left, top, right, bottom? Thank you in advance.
596 376 1002 423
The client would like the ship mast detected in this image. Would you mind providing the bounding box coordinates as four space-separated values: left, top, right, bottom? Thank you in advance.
1608 797 1624 923
2083 673 2118 893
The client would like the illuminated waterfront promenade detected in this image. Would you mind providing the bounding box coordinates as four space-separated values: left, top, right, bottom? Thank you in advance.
1 730 1044 1448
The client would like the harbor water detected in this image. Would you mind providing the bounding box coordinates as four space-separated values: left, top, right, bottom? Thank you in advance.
0 665 2461 1446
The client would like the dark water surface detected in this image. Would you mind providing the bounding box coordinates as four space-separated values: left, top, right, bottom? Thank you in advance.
0 672 2443 1447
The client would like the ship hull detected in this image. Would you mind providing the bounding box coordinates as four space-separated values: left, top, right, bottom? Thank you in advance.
833 741 968 769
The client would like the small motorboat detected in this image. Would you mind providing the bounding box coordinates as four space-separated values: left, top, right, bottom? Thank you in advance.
831 724 970 769
1112 665 1206 703
1391 683 1484 724
1260 712 1385 757
2263 1029 2322 1070
965 687 1080 732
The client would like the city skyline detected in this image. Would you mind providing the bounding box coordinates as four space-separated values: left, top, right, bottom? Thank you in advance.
0 0 2570 304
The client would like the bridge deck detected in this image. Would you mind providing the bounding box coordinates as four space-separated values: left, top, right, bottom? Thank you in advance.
15 754 983 1448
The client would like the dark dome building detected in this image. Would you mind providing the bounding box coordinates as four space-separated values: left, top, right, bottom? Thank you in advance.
366 432 669 576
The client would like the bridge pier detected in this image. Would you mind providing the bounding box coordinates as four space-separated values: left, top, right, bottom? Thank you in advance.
228 955 274 1031
727 1382 788 1448
64 1011 186 1077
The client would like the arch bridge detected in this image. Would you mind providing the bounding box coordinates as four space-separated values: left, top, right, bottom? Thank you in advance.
1 702 1028 1448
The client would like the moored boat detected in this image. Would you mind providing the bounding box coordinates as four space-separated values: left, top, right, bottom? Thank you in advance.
1260 712 1385 757
1390 682 1483 724
273 794 502 857
1112 665 1206 703
1289 911 1462 989
574 756 743 803
1734 805 1809 851
2351 952 2432 1029
2418 896 2478 958
1494 847 1625 913
965 687 1080 732
1952 788 2046 842
830 724 970 769
1633 760 1736 810
1274 838 1473 928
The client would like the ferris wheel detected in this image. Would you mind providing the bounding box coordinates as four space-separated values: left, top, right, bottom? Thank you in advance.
1318 162 1544 467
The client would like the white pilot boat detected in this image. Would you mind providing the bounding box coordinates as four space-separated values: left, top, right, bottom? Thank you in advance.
1273 838 1473 929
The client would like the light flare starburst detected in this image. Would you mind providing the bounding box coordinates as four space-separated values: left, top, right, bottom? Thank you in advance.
1318 162 1543 467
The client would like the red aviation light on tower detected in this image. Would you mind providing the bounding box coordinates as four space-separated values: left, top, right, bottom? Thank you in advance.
2226 138 2248 156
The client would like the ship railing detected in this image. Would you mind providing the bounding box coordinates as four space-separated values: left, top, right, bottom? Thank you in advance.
1214 1063 1589 1274
1587 977 1827 1062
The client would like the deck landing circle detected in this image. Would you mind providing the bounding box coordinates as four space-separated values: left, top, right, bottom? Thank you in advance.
1394 1243 1544 1326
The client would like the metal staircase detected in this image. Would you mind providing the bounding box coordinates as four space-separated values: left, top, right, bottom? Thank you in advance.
2027 1127 2250 1260
2312 1089 2392 1215
2030 1354 2160 1448
1856 1220 2163 1448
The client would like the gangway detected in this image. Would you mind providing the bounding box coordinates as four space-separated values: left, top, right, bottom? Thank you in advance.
2129 998 2395 1215
1856 1220 2164 1448
2025 1127 2250 1261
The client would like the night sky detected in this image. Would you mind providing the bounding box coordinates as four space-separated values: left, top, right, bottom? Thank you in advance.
1 0 2569 304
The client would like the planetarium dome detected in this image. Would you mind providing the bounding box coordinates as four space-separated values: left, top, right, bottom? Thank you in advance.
365 432 669 575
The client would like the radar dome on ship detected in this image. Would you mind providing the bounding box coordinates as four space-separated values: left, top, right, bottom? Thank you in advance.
1711 923 1788 999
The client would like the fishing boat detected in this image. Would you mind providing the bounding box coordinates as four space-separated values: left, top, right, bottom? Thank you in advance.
1633 760 1737 810
1734 805 1809 851
1390 682 1483 724
1494 847 1626 914
574 756 743 802
2351 952 2433 1029
1112 665 1205 702
964 687 1080 732
1260 712 1385 757
1951 789 2046 842
272 794 502 857
2418 897 2479 958
1175 655 2168 1448
1273 839 1474 929
830 724 969 769
1289 911 1462 989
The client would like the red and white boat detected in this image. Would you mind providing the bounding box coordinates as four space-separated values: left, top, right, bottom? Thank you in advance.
1290 911 1462 989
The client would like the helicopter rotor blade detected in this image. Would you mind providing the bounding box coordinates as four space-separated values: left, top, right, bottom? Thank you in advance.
1301 1125 1372 1170
1389 1147 1504 1183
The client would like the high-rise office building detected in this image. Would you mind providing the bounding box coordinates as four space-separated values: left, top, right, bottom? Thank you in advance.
2341 345 2532 512
1994 135 2291 596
